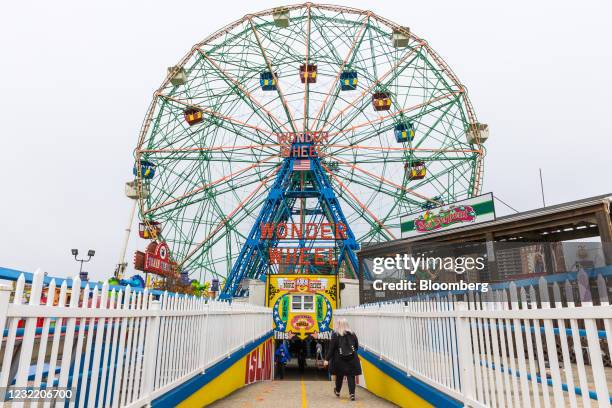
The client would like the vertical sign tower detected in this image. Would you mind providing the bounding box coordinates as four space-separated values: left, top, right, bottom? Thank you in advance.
220 132 359 299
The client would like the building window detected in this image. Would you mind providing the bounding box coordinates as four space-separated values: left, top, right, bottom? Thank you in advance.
291 295 314 312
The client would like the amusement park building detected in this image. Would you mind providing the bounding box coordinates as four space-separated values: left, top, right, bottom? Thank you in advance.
358 193 612 303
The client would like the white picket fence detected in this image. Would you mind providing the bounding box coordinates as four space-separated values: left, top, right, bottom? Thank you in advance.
0 269 271 407
337 273 612 408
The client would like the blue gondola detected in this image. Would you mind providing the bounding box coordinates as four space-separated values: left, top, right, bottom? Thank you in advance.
340 70 358 91
260 71 277 91
180 270 191 284
394 122 415 143
211 278 220 292
133 160 156 180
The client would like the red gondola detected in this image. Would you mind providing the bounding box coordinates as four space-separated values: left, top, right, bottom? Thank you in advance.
372 92 392 111
300 64 317 84
184 107 203 126
405 161 426 180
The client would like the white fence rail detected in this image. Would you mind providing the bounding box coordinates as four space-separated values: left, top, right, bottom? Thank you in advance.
0 269 271 407
337 273 612 408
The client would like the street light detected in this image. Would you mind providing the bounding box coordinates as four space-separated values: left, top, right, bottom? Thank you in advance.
72 248 95 275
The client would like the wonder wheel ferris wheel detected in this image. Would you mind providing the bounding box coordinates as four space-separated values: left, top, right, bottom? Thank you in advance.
133 3 488 287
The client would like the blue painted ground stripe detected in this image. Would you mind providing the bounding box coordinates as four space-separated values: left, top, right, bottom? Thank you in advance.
479 359 612 403
152 330 273 407
358 348 463 408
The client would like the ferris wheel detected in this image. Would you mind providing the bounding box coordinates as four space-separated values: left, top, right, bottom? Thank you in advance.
133 3 487 285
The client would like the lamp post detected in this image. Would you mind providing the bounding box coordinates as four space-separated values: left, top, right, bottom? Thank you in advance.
72 249 95 279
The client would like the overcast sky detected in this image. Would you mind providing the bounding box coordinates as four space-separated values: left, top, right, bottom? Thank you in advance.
1 0 610 282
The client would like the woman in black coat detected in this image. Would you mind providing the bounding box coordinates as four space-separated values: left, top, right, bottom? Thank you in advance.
324 318 362 401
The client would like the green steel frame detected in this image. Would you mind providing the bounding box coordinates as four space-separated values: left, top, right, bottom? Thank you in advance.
134 4 485 282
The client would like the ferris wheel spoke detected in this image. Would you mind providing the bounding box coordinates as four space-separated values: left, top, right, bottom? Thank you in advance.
430 165 472 201
325 144 478 158
153 162 279 219
183 228 234 274
309 15 347 63
180 167 279 267
333 164 425 212
411 97 463 149
140 144 280 157
333 102 465 160
329 96 440 150
311 14 369 132
147 156 210 210
164 103 272 151
339 154 475 165
184 185 269 271
210 164 278 197
160 195 227 260
322 164 396 240
141 104 201 152
325 105 460 160
302 4 312 131
179 202 220 257
340 197 394 244
408 159 474 197
183 194 262 275
326 53 447 141
316 42 424 134
331 155 439 204
334 169 406 205
377 193 414 227
416 96 467 148
145 156 278 215
196 49 292 134
207 196 250 242
416 45 465 108
365 20 381 81
157 93 278 145
248 17 299 134
327 91 460 146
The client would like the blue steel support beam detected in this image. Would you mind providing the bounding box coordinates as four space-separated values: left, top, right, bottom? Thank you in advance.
220 141 361 299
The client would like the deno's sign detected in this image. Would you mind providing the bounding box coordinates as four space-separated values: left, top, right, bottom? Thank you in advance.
400 193 496 238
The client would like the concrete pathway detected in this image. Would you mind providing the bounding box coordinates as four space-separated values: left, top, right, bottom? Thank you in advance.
208 379 398 408
209 363 398 408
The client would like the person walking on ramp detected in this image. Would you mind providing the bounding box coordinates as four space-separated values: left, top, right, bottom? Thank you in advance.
274 341 290 379
324 318 362 401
